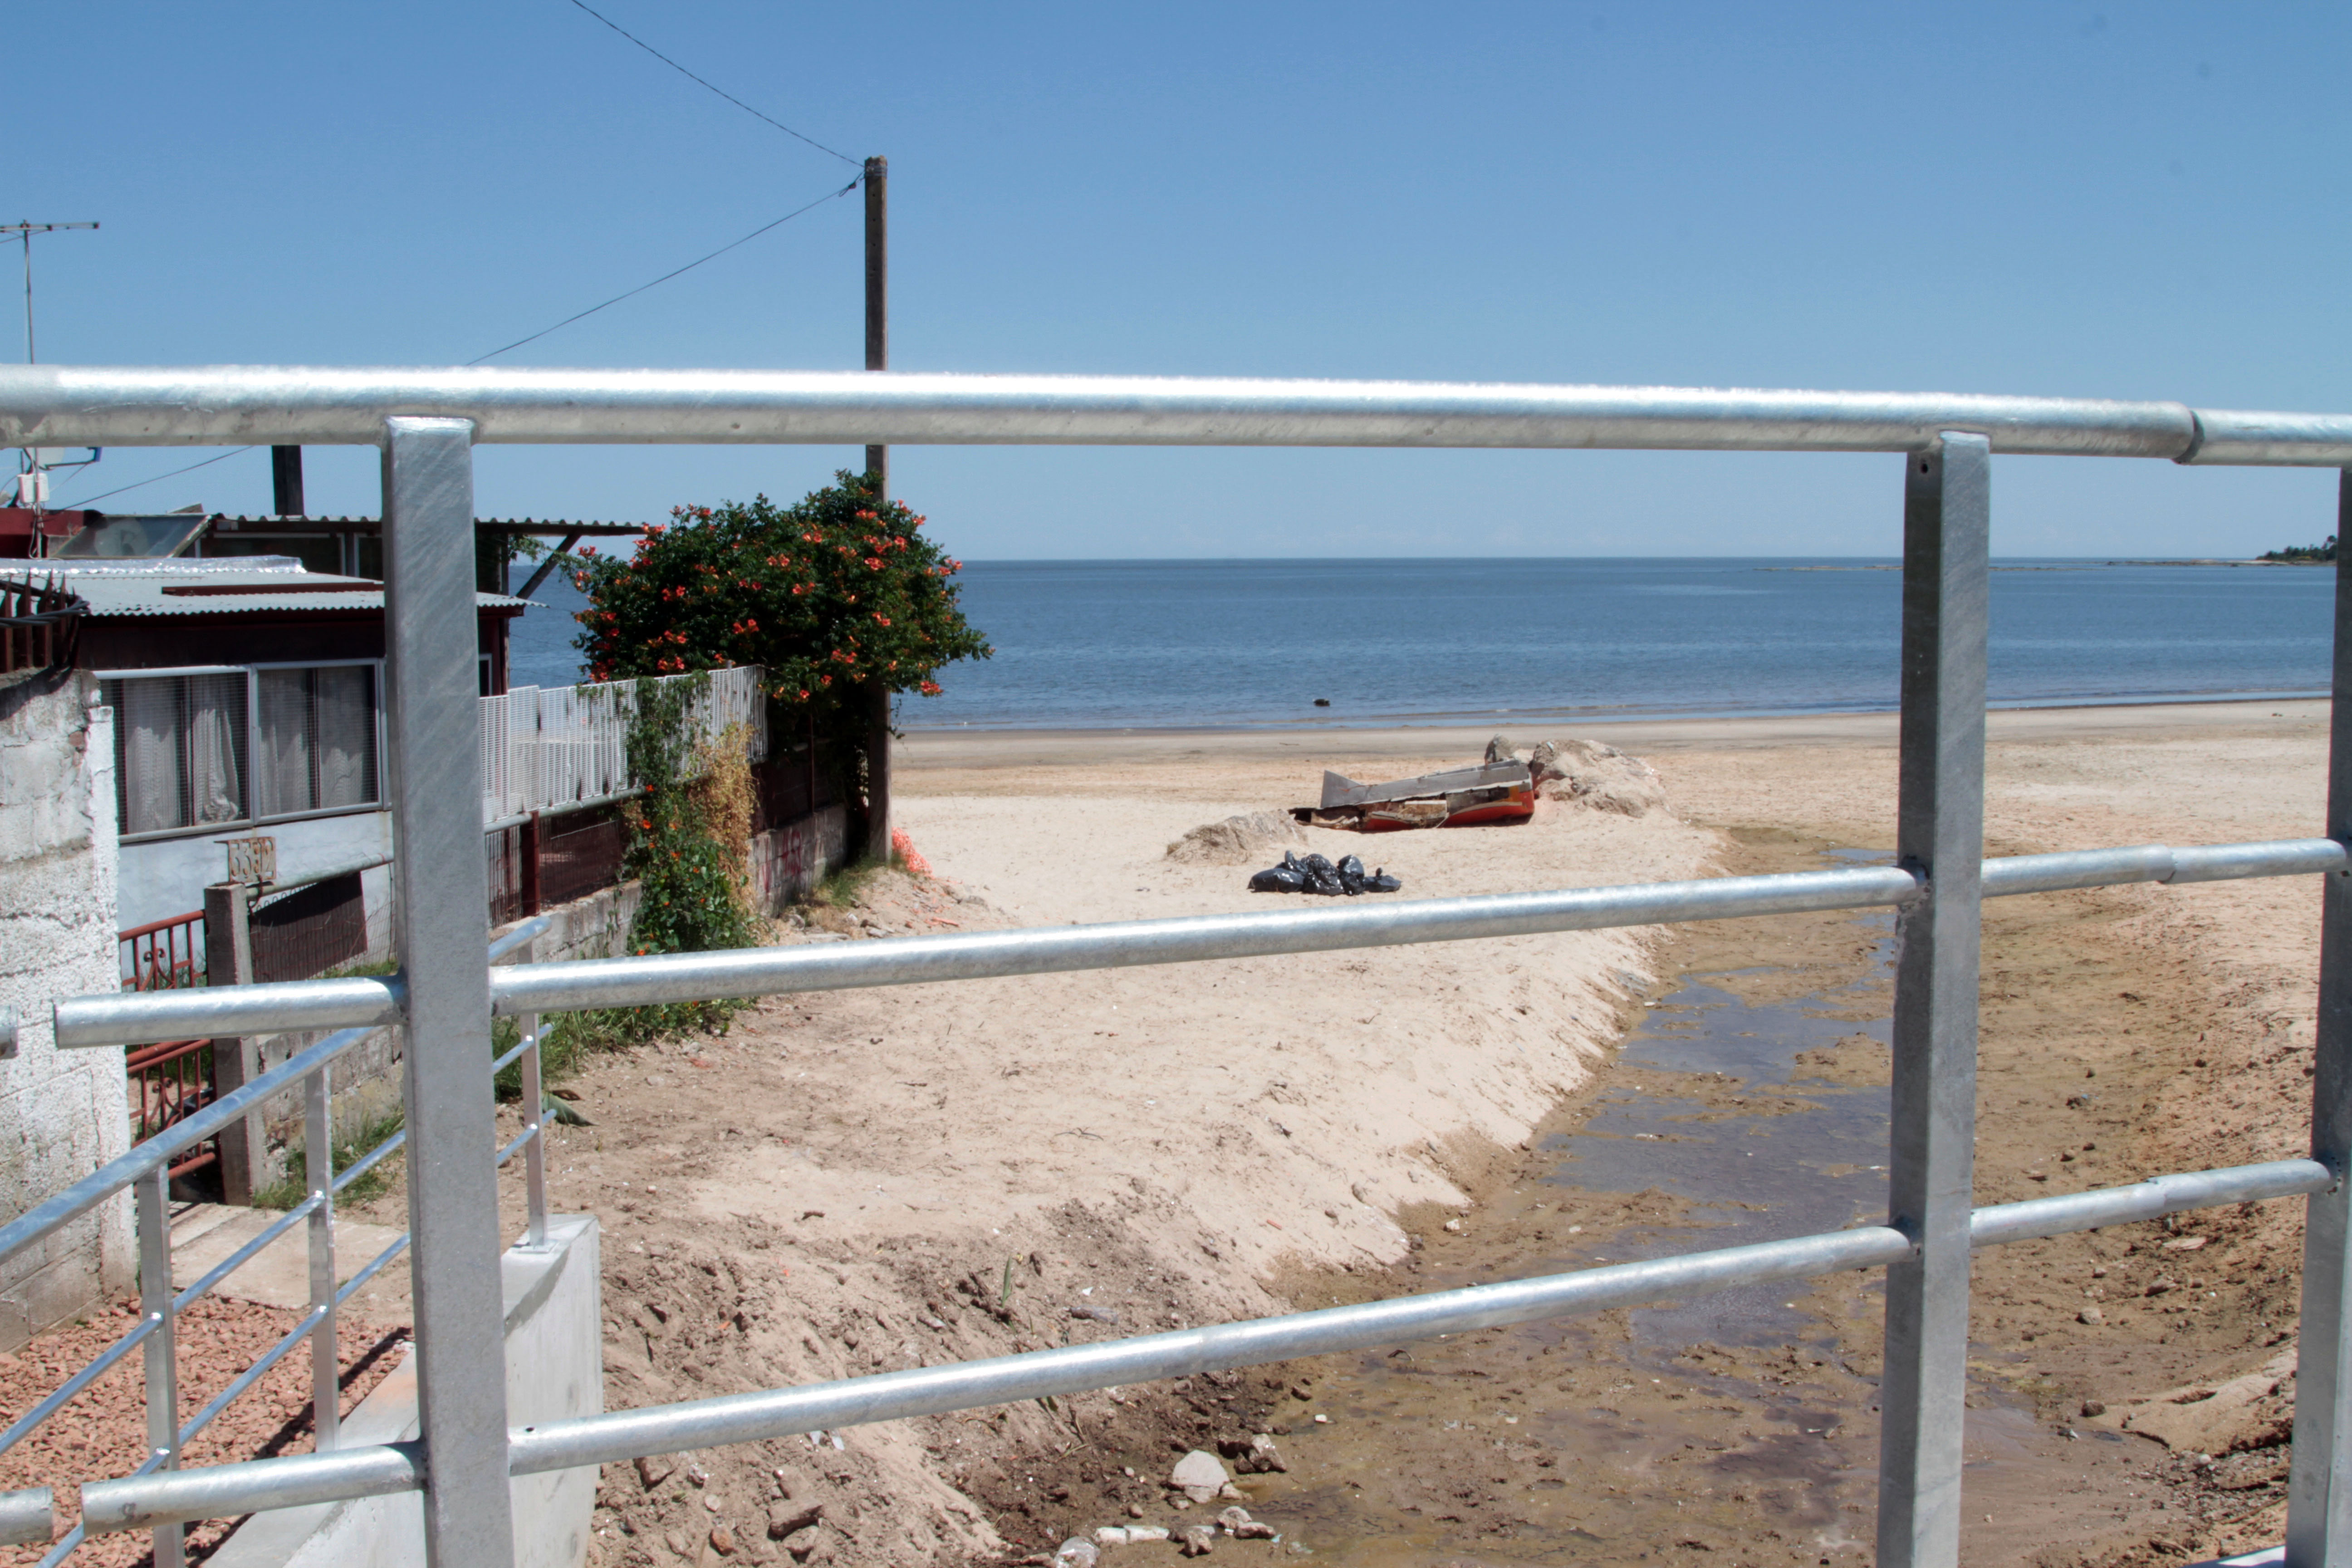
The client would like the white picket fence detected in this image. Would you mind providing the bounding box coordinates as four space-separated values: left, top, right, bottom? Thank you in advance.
479 665 768 826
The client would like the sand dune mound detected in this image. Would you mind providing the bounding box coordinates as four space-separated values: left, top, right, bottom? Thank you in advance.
1164 809 1308 864
1530 736 1669 817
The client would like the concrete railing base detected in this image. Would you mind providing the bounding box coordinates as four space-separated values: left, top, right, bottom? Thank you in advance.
209 1214 602 1568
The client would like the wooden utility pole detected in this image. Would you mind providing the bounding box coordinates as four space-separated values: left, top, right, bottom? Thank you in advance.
863 156 888 493
270 446 304 517
861 155 892 865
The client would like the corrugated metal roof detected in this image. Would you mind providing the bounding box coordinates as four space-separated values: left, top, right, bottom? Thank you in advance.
26 562 533 618
209 514 647 534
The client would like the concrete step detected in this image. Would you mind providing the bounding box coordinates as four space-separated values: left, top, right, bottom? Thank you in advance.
167 1202 411 1319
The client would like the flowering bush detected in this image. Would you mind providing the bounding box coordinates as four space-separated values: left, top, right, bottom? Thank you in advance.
571 471 989 723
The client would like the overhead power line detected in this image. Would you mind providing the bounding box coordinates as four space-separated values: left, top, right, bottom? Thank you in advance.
59 178 864 508
468 178 860 364
562 0 862 168
69 448 242 508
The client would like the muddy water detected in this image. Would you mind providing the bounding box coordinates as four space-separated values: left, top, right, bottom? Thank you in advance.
1226 855 1917 1566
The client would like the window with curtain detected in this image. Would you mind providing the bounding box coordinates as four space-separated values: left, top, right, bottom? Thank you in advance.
102 673 250 836
102 664 379 837
254 665 379 818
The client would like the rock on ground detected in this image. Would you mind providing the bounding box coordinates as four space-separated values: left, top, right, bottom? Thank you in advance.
1168 1448 1230 1504
2098 1346 2299 1455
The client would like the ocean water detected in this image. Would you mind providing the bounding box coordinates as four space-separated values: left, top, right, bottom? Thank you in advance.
506 558 2335 730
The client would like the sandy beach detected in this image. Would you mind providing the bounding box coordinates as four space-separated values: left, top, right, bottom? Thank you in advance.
336 697 2332 1567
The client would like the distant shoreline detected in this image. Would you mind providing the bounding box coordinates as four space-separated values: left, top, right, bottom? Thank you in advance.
897 694 2329 769
897 687 2329 742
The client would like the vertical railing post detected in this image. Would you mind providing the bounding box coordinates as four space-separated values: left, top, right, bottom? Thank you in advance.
136 1167 183 1568
304 1061 338 1452
383 416 516 1568
2287 469 2352 1566
1874 431 1991 1568
520 1007 548 1251
515 924 547 1251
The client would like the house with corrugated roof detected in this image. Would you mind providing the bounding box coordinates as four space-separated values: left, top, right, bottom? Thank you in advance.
52 554 529 943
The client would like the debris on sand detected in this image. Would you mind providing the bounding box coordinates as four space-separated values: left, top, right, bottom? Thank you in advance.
1291 735 1666 831
1247 850 1401 896
1298 758 1536 832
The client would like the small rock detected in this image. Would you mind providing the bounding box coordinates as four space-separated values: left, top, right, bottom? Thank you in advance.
1127 1527 1171 1543
2081 1400 2107 1418
1171 1449 1231 1504
1126 1504 1146 1519
666 1531 694 1556
1053 1539 1100 1568
2078 1307 2105 1326
769 1502 823 1540
1218 1506 1276 1540
637 1454 677 1489
2146 1275 2177 1298
1180 1524 1218 1557
2163 1236 2210 1252
1094 1527 1131 1547
1289 1384 1313 1401
711 1524 739 1556
1442 1219 1462 1233
686 1461 710 1487
1249 1434 1288 1473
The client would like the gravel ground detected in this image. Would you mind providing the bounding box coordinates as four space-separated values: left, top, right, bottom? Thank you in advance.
0 1294 409 1566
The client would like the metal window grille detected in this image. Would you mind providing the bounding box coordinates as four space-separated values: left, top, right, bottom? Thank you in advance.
17 368 2352 1568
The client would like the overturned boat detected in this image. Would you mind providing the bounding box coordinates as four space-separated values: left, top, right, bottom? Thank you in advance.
1292 760 1537 833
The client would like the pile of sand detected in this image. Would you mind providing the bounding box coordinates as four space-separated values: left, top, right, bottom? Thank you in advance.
1163 810 1306 865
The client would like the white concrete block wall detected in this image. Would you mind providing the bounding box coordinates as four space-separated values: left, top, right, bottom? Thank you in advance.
0 676 133 1351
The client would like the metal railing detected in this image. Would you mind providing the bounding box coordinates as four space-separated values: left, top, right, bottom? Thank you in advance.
0 918 553 1564
118 910 216 1176
10 364 2352 1568
0 575 84 679
118 911 203 994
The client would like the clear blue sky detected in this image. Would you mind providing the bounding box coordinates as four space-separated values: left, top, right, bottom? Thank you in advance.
15 1 2348 557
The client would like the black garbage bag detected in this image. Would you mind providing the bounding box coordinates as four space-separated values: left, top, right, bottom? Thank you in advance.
1248 849 1403 896
1248 851 1309 893
1298 853 1347 896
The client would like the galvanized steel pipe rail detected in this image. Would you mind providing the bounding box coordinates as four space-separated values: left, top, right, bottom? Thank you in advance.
2 365 2351 465
50 838 2349 1050
13 364 2352 1568
72 1157 2336 1535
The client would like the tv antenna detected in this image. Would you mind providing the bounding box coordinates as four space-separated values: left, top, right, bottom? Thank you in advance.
5 222 101 515
5 220 99 365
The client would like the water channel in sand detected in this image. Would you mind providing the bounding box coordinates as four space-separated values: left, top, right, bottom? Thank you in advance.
1226 852 1947 1565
